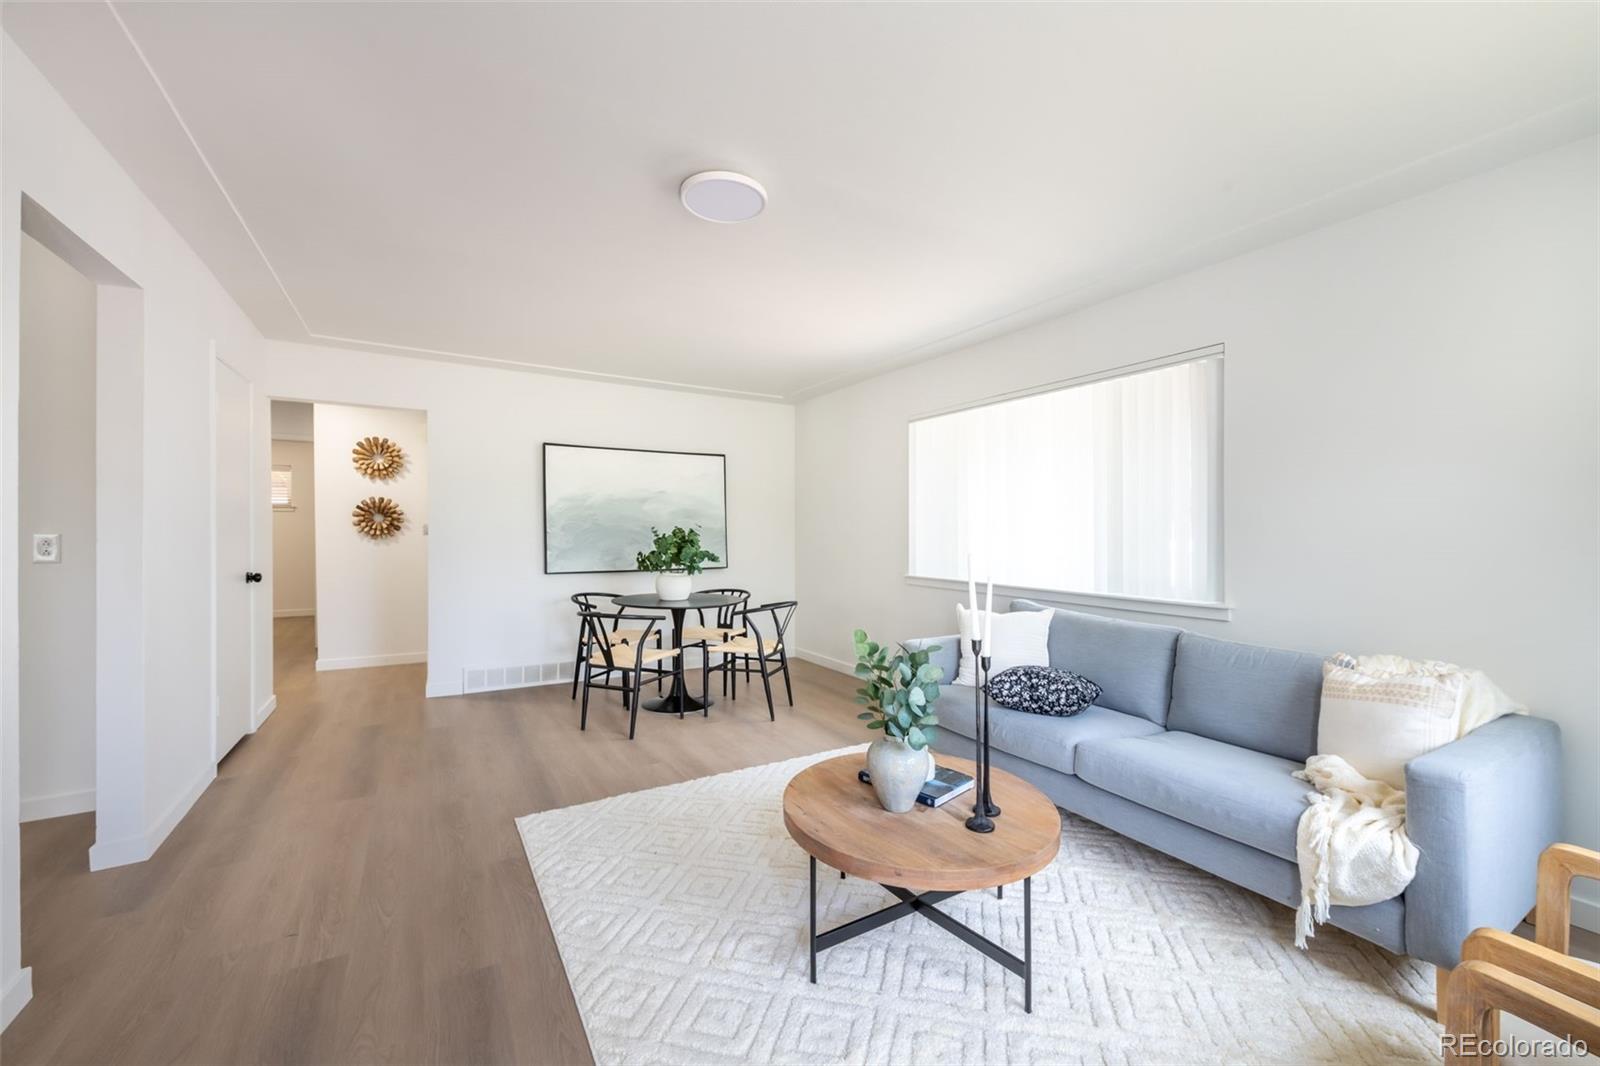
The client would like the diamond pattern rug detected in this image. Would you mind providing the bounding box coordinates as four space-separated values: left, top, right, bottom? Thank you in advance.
515 746 1440 1065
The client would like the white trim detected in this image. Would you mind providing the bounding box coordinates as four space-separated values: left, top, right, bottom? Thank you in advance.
904 575 1233 622
106 2 312 334
207 344 219 785
1 968 33 1032
795 648 856 676
19 788 94 822
316 652 427 672
908 344 1224 423
425 678 463 698
88 764 215 871
305 332 788 402
273 607 314 618
252 694 277 731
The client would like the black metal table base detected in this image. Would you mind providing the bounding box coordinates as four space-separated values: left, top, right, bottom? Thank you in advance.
808 856 1032 1012
639 681 714 714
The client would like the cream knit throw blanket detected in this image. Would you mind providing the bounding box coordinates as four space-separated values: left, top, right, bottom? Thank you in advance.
1292 655 1524 948
1292 755 1418 948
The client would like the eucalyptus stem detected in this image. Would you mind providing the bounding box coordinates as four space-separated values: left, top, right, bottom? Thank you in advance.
850 629 944 751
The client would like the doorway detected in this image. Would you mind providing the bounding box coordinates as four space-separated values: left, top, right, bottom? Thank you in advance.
265 400 428 681
268 401 317 676
17 232 97 822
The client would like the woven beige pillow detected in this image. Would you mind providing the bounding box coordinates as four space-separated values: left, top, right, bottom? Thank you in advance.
1316 654 1464 789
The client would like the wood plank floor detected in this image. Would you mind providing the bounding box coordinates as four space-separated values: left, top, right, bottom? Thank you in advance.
3 618 865 1065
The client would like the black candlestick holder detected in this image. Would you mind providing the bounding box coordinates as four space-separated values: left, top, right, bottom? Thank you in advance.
965 640 999 833
977 653 1001 819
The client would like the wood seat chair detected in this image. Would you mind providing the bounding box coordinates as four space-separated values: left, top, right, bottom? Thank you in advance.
569 592 661 699
1439 843 1600 1064
704 601 797 720
682 588 750 644
577 610 676 740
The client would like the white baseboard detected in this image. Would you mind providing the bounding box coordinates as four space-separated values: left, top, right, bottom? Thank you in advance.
316 652 426 671
425 678 462 698
88 764 215 871
20 788 95 822
252 693 277 731
273 607 315 618
2 967 32 1032
796 648 855 676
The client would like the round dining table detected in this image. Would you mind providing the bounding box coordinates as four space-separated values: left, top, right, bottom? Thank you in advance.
612 591 745 714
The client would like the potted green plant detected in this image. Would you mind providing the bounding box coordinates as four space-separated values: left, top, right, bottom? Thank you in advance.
635 525 720 600
853 629 943 812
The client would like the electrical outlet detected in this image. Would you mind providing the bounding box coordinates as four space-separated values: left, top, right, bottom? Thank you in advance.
32 533 60 563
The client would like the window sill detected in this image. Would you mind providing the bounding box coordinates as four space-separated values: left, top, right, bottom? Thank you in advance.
903 575 1232 623
273 505 297 513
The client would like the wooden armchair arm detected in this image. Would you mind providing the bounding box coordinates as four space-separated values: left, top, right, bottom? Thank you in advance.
1442 960 1600 1065
1462 928 1600 1009
1537 844 1600 956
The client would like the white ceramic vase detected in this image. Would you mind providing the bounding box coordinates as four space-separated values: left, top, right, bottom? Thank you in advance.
867 737 935 813
655 571 692 601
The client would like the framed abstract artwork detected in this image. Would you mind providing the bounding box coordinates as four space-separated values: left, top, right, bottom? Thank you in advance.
542 443 729 574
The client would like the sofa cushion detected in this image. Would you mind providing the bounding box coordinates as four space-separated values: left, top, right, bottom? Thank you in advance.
931 684 1162 777
1075 731 1309 862
1011 599 1181 725
1167 633 1325 762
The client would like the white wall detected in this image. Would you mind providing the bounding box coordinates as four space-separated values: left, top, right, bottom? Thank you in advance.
2 32 268 1026
269 437 315 617
311 403 426 669
243 343 797 698
796 137 1600 925
18 233 95 822
270 399 312 441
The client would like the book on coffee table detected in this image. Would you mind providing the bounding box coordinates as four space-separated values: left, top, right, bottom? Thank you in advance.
857 766 976 808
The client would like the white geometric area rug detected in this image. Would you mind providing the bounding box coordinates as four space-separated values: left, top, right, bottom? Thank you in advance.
515 746 1440 1065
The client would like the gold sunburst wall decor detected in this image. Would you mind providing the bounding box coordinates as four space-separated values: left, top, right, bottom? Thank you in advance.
352 496 405 539
352 436 406 480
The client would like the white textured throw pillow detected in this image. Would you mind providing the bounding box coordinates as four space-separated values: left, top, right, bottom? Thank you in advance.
953 606 1051 687
1316 653 1523 789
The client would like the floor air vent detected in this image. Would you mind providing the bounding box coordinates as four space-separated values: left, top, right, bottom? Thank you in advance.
462 661 573 694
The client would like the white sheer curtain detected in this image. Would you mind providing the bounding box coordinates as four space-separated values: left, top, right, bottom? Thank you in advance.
909 356 1221 602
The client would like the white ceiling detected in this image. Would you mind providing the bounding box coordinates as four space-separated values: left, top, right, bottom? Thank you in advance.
4 3 1595 400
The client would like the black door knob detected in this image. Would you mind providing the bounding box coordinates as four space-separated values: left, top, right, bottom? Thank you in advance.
245 572 263 584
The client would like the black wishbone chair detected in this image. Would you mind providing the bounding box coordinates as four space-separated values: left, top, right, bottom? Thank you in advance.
577 610 677 740
682 588 750 647
704 601 797 720
569 592 662 699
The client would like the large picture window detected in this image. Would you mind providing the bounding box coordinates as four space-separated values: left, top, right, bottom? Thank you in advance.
909 351 1223 605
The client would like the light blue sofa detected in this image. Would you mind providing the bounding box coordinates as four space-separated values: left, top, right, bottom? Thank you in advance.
911 599 1562 968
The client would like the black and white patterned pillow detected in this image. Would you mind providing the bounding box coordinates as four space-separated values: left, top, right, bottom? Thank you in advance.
987 665 1101 717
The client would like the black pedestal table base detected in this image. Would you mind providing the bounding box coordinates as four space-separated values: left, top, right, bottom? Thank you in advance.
611 592 746 715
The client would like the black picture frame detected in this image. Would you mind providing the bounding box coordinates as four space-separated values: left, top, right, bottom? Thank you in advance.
542 442 730 575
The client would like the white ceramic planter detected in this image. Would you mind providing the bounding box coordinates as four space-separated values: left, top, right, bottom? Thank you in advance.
867 737 935 813
655 572 692 601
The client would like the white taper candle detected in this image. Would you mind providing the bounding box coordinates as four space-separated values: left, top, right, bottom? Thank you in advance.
983 575 994 643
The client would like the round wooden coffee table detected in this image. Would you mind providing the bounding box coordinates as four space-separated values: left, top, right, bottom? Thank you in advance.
782 752 1061 1011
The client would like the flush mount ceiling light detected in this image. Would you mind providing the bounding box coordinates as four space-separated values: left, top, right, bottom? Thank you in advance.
680 171 767 223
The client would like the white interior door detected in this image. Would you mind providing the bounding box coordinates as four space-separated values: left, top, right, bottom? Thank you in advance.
214 357 254 760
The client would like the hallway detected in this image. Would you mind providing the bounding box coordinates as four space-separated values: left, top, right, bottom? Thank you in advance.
3 618 864 1064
